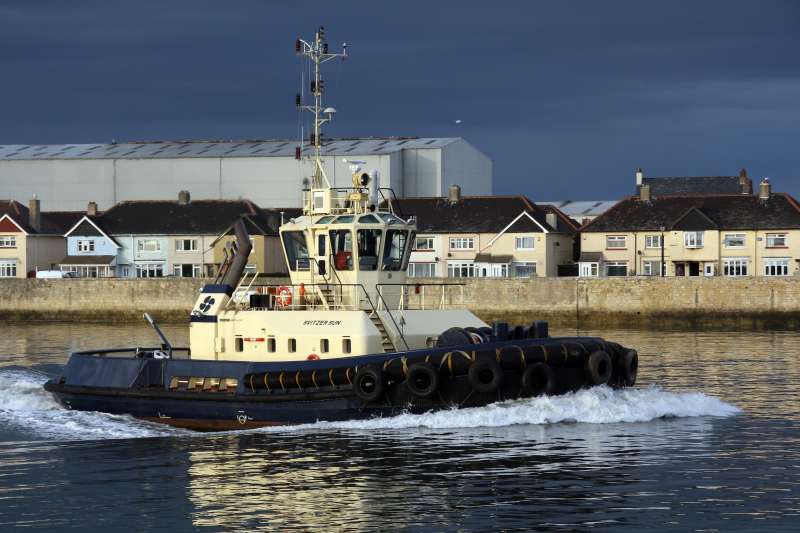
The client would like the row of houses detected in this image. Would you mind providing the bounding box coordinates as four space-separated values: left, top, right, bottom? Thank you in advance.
2 168 799 279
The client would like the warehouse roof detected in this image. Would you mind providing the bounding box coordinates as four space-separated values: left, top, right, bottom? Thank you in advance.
582 193 800 232
0 137 460 161
392 196 578 234
539 200 617 219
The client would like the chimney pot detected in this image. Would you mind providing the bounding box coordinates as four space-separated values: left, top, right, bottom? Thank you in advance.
178 190 191 205
739 168 747 178
759 178 771 201
448 184 461 205
87 201 98 216
28 196 41 232
639 183 651 203
635 168 644 186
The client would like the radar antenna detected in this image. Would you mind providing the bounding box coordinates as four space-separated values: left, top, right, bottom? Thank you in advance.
295 26 347 188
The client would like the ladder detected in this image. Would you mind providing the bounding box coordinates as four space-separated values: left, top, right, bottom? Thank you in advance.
367 311 396 352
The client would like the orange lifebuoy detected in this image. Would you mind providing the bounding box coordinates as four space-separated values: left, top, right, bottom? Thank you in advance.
307 353 320 361
277 286 293 307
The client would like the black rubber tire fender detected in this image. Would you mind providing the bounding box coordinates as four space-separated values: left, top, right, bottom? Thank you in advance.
618 349 638 386
405 361 440 398
585 350 613 386
353 364 385 402
468 359 504 393
521 362 556 397
436 327 473 348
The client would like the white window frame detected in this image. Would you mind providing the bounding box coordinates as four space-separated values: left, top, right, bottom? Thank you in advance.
512 262 536 278
175 239 198 251
136 263 164 278
408 262 436 278
514 236 535 250
643 260 665 276
447 261 476 278
684 231 704 249
413 237 435 251
764 258 790 277
0 236 16 248
605 261 628 277
137 239 161 253
606 235 627 249
723 257 749 277
77 239 95 252
0 260 17 277
723 233 746 249
449 237 475 250
766 234 787 248
644 235 662 249
579 263 599 277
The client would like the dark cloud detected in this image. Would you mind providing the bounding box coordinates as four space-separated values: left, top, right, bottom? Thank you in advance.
1 0 798 200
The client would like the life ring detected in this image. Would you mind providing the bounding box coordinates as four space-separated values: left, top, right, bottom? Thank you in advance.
277 286 293 307
521 363 556 396
618 349 638 386
353 364 384 402
405 362 439 398
468 359 504 393
585 350 612 386
307 353 320 361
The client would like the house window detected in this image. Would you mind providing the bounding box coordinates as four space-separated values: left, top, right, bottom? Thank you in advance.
173 264 202 277
684 231 704 248
175 239 198 251
723 258 748 277
447 262 476 278
766 234 787 248
606 236 626 249
643 260 664 276
137 239 161 252
414 237 435 251
764 258 790 277
515 236 535 250
136 263 164 278
0 260 17 277
606 262 628 276
644 235 662 248
408 262 436 278
723 234 746 248
579 263 599 277
513 262 537 278
0 236 17 248
449 237 475 250
77 240 95 252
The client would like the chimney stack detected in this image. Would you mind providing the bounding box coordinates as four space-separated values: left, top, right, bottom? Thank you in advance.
639 183 651 203
178 190 191 205
29 195 41 232
759 178 771 201
448 184 461 205
87 201 98 216
635 168 644 186
545 211 558 229
739 168 752 194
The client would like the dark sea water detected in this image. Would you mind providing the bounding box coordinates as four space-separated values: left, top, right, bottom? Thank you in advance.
0 322 798 532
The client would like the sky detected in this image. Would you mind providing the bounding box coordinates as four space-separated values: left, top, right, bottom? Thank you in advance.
1 0 799 201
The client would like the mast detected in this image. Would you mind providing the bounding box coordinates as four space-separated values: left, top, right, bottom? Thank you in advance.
295 27 347 188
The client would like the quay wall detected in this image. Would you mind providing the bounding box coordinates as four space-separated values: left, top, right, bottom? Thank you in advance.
1 277 799 328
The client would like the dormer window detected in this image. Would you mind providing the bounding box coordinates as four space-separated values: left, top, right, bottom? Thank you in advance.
77 240 95 252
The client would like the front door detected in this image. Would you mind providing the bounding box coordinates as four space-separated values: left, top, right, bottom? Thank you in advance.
675 263 686 277
689 262 700 276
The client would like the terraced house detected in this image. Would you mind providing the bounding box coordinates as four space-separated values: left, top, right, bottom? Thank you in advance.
579 171 800 277
397 186 578 278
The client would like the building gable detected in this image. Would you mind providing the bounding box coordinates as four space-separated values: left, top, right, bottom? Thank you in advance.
0 216 26 233
70 219 103 237
672 208 718 231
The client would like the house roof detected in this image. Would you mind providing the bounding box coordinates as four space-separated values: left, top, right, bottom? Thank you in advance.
60 255 116 265
578 252 603 263
0 200 83 235
391 196 577 234
474 253 513 264
583 193 800 232
642 176 746 196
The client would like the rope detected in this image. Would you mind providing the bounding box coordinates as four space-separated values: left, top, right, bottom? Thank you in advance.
312 370 319 390
264 372 270 393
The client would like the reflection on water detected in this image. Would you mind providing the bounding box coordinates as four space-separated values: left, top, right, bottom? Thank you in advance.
0 322 799 531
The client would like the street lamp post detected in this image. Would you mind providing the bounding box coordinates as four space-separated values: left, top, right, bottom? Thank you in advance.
660 226 666 277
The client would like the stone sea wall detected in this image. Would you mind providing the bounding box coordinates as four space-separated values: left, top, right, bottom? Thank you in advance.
1 277 799 328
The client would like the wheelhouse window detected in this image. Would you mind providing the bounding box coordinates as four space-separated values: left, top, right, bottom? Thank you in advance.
137 239 161 252
282 231 310 271
414 237 434 251
408 262 436 278
357 229 382 271
605 262 628 277
644 235 662 248
515 236 535 250
764 258 790 277
329 230 353 271
382 230 408 271
175 239 198 251
449 237 474 250
0 236 16 248
0 260 17 278
723 258 748 277
606 236 626 249
766 234 787 248
723 234 746 248
77 239 95 252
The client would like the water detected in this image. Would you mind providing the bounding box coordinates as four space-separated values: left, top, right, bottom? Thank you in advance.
0 322 799 532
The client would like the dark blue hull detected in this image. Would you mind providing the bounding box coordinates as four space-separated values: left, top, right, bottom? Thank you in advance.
44 337 638 431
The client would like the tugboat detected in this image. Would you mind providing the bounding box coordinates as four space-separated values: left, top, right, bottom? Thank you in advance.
44 28 638 430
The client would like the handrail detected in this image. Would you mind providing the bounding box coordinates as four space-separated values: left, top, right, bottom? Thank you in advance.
364 283 410 350
376 282 466 311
